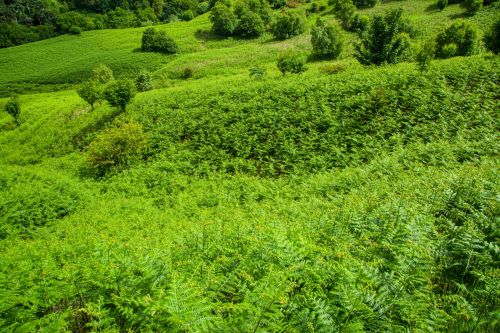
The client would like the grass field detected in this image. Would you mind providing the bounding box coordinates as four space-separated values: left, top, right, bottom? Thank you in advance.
0 0 499 331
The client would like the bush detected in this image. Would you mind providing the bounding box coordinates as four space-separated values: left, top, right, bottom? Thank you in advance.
353 0 377 8
484 19 500 54
437 0 448 10
235 7 265 37
277 53 306 76
5 96 21 124
77 80 102 110
319 62 347 74
463 0 483 14
209 3 238 36
311 18 344 59
103 80 137 112
351 14 370 33
355 8 412 65
197 1 210 14
136 71 153 92
179 10 195 21
416 40 435 73
435 20 480 58
92 64 114 84
334 0 357 31
181 67 194 79
249 66 266 79
68 26 82 35
271 10 307 40
85 122 147 176
142 28 179 54
106 8 138 28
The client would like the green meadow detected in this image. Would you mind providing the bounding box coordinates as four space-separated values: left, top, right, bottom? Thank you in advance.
0 0 499 332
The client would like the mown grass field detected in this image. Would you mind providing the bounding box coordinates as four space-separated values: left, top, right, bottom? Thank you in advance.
0 0 499 332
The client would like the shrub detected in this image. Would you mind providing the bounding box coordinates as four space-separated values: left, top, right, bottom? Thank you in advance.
249 66 266 79
181 67 194 79
209 3 238 36
92 64 114 84
77 80 102 110
437 0 448 10
197 1 210 14
271 10 307 40
136 71 153 92
416 40 435 73
463 0 483 14
435 20 480 58
68 26 82 35
106 8 138 28
355 8 412 65
103 80 137 112
353 0 377 8
319 62 347 74
235 7 265 37
311 18 344 59
5 96 21 124
179 10 195 21
277 53 306 76
142 28 179 54
484 18 500 54
334 0 357 31
85 122 147 176
351 14 370 33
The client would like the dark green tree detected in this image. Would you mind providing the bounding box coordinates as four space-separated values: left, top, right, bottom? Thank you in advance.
142 28 179 54
103 79 137 112
271 10 306 40
484 18 500 54
235 7 265 37
209 3 238 36
77 80 102 110
311 18 344 59
435 20 480 58
277 53 306 76
355 8 412 65
5 95 21 125
135 71 153 92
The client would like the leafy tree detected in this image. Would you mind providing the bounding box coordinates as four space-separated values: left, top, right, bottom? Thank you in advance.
484 18 500 54
142 28 179 54
92 64 114 84
235 7 265 37
311 18 344 59
333 0 357 31
5 95 21 124
77 80 102 110
85 122 147 176
271 10 306 40
416 40 435 73
435 20 480 58
209 3 238 36
103 79 136 112
135 71 153 92
355 9 412 65
277 53 306 76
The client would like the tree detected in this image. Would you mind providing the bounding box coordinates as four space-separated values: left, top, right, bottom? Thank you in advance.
355 8 412 65
311 18 344 59
333 0 357 31
435 20 480 58
484 18 500 54
142 28 179 54
77 80 102 110
277 53 306 76
271 10 306 40
136 71 153 92
5 95 21 124
103 80 136 112
235 7 265 37
92 64 114 84
416 40 435 73
209 3 238 36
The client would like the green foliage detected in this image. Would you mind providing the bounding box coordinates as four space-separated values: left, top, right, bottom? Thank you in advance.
355 8 412 65
142 28 179 54
235 7 265 37
437 0 449 10
249 66 266 79
311 18 344 59
436 20 480 58
484 18 500 54
103 79 137 112
77 80 102 110
4 95 21 124
85 122 147 175
209 3 238 36
270 10 307 40
354 0 377 8
136 71 154 92
332 0 357 31
463 0 483 14
92 64 115 84
277 53 306 76
68 25 82 35
416 40 435 73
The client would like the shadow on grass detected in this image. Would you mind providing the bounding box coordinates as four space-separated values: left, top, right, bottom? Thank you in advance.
71 107 123 150
425 3 440 13
194 30 227 41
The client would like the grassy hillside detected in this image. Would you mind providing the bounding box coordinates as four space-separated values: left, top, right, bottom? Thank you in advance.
0 0 499 332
